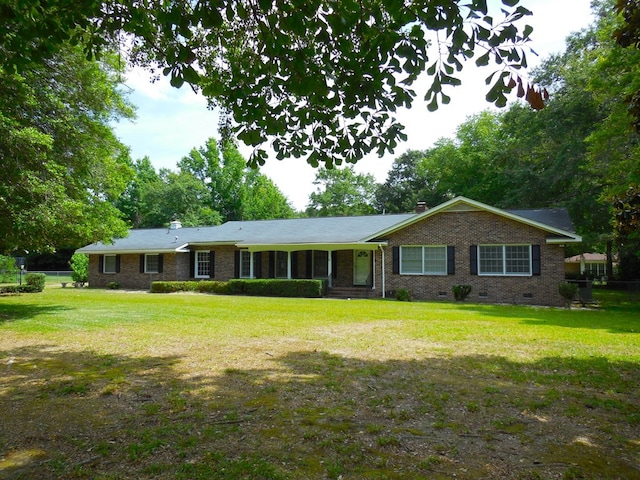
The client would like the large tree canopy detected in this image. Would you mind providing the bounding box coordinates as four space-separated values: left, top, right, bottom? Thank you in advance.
0 46 134 254
1 0 544 167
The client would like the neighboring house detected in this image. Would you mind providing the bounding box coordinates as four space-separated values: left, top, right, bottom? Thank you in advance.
76 196 582 306
565 253 612 279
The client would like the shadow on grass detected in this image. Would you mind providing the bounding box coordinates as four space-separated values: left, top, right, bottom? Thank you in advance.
1 346 639 480
0 304 72 325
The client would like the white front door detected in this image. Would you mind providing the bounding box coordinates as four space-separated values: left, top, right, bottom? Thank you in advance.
354 250 372 285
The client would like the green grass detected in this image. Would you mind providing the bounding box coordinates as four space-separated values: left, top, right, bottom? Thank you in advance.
1 289 639 479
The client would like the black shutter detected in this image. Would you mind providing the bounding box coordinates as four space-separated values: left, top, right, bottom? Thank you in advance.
447 246 455 275
115 255 121 273
158 254 164 274
99 255 104 274
331 251 338 279
392 246 400 274
470 245 478 275
269 252 275 278
306 250 312 279
532 245 541 276
140 254 145 273
254 252 262 278
234 251 240 278
209 251 215 278
189 251 195 278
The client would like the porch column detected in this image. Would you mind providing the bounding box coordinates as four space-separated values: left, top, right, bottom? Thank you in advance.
380 245 386 298
287 251 292 279
249 252 254 279
327 250 333 288
372 249 376 290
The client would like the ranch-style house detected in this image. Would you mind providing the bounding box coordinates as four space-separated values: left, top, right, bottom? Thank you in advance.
76 196 582 306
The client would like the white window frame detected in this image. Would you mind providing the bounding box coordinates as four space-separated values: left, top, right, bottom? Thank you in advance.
399 246 447 275
240 250 252 278
144 254 160 274
195 251 210 278
478 244 532 276
103 254 117 274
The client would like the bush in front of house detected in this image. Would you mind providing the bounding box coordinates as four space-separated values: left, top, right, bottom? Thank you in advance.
452 284 472 301
151 281 198 293
70 253 89 284
558 282 579 308
395 288 411 301
227 279 324 298
196 281 230 295
26 273 46 292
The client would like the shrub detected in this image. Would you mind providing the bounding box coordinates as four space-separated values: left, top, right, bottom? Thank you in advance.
227 279 324 297
395 288 411 302
107 281 120 290
196 281 229 295
0 255 18 283
151 281 198 293
70 253 89 284
452 284 472 301
558 282 579 308
26 273 46 292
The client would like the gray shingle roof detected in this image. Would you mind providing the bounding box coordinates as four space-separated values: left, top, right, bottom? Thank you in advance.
76 197 580 254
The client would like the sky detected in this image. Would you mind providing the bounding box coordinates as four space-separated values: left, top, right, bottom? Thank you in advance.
112 0 595 211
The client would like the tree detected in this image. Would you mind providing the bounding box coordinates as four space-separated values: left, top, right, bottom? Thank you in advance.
375 149 449 213
0 45 134 253
613 0 640 132
178 138 294 221
306 166 377 217
70 253 89 284
612 184 640 279
1 0 545 168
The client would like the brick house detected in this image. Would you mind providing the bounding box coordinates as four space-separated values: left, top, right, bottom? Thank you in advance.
76 197 581 306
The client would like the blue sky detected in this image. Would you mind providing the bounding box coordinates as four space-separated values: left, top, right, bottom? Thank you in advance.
112 0 595 211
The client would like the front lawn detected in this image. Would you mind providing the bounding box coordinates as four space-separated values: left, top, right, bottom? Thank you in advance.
1 289 639 479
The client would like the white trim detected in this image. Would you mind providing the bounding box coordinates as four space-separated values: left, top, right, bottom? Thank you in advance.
478 244 532 276
103 254 117 274
399 245 447 276
194 250 211 278
144 253 160 274
363 196 582 244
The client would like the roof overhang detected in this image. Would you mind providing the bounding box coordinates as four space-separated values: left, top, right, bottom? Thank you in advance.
76 244 190 255
241 242 388 252
365 196 582 244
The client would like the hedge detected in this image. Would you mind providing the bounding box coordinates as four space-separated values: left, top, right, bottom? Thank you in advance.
226 279 324 298
0 273 46 294
151 279 324 298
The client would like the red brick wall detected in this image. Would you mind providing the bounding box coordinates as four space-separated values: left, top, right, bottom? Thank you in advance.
373 210 567 306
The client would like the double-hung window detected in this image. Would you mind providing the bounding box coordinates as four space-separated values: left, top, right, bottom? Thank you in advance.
145 254 160 273
240 250 252 278
103 254 117 274
400 246 447 275
478 245 531 276
195 251 211 278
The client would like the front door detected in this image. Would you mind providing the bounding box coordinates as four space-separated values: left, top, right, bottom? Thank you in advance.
354 250 372 285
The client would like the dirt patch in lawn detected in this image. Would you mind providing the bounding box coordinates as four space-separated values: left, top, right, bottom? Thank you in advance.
1 339 639 479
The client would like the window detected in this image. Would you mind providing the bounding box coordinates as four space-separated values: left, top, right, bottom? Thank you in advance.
195 251 210 278
400 246 447 275
313 250 328 278
585 262 606 277
145 254 160 273
478 245 531 276
275 251 288 278
240 250 252 278
103 255 117 274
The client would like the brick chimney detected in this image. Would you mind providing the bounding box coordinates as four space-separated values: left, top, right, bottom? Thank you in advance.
415 201 428 213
